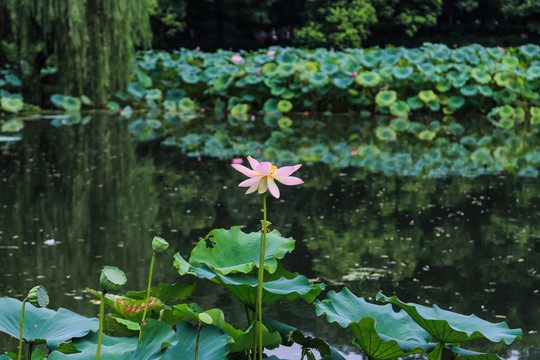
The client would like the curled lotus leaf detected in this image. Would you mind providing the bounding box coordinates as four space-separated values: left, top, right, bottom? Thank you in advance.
1 97 24 113
418 129 436 141
502 56 519 69
407 96 424 110
448 96 465 110
276 63 296 77
499 105 516 118
174 260 324 310
477 85 493 97
277 100 293 113
332 76 353 89
494 73 513 87
436 78 452 92
316 288 435 360
87 288 165 322
181 226 295 275
360 51 382 68
390 118 410 131
526 66 540 80
376 293 522 345
320 63 339 75
356 72 381 87
1 119 24 132
460 85 479 97
486 47 505 59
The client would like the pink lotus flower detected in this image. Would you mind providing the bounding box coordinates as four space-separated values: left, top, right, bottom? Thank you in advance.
267 50 276 56
196 46 201 51
256 71 261 76
231 156 303 198
498 46 505 52
232 157 243 164
350 149 358 156
231 55 243 64
352 71 358 78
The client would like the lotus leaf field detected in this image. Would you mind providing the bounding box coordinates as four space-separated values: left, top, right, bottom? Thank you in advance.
2 44 540 177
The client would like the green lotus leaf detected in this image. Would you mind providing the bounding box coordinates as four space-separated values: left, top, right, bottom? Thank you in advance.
316 288 434 360
407 96 424 110
166 89 185 102
174 261 323 310
494 73 513 87
448 96 465 110
477 85 493 97
301 62 319 74
375 126 397 141
498 117 514 129
162 321 229 360
50 94 65 108
360 51 382 68
502 56 519 69
178 97 196 113
392 66 413 80
145 89 162 101
203 67 221 79
416 62 436 76
276 63 296 77
0 297 98 350
428 101 440 112
389 101 410 117
390 118 410 131
436 78 452 93
289 329 332 358
499 105 515 118
332 76 353 89
1 119 24 132
418 90 437 103
378 67 394 79
376 294 522 345
228 321 282 353
403 49 424 64
48 319 176 360
277 100 293 113
244 74 263 85
497 89 517 104
213 75 232 91
0 135 22 142
471 69 491 84
126 281 196 303
471 148 493 164
519 166 539 177
230 103 249 121
262 63 278 76
375 90 397 107
127 82 147 100
448 122 465 135
1 97 24 113
526 66 540 80
418 130 436 141
356 72 381 87
519 44 540 58
263 98 280 113
486 47 505 59
172 304 243 339
107 101 120 111
308 73 329 87
59 96 81 112
320 63 339 75
530 107 540 117
276 52 297 64
4 73 21 86
451 51 466 63
182 227 295 275
278 117 293 128
460 85 479 97
181 72 199 84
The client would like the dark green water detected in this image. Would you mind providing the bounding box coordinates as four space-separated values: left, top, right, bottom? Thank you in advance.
0 116 538 359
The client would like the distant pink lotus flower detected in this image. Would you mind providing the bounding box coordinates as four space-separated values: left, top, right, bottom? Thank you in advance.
498 46 505 52
267 50 276 56
197 156 202 162
231 156 303 198
196 46 201 51
256 71 261 76
231 55 243 64
257 147 261 153
352 71 358 78
251 115 256 121
232 157 243 164
350 149 358 156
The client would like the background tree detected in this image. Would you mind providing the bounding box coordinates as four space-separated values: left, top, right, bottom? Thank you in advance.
502 0 540 35
371 0 442 37
0 0 152 104
294 0 377 49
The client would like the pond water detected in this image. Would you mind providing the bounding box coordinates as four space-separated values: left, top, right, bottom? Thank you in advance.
0 115 538 359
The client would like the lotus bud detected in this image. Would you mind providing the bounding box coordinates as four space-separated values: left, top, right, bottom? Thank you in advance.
152 236 169 254
100 266 127 293
27 285 49 307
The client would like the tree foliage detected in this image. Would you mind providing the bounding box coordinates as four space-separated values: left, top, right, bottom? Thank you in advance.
0 0 153 104
371 0 442 37
502 0 540 34
295 0 377 49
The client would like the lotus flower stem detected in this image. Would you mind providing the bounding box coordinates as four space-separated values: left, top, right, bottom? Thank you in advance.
139 252 156 342
254 193 268 360
195 323 202 360
17 298 27 360
96 290 106 360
